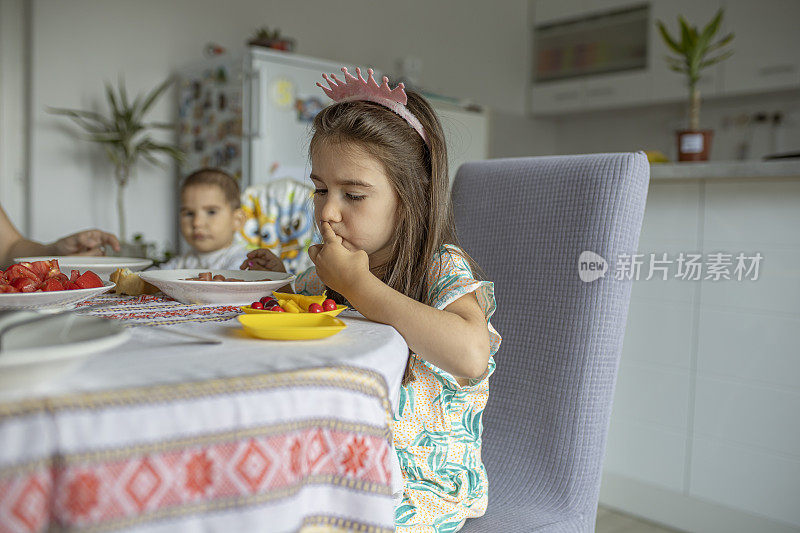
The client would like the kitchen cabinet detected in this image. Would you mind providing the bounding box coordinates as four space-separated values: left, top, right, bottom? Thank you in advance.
601 165 800 533
529 71 651 114
582 70 651 110
534 0 643 23
530 79 584 114
530 1 649 113
720 0 800 96
529 0 800 116
532 0 585 25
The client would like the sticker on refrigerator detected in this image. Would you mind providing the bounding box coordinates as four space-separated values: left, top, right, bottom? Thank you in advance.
215 67 228 84
295 97 324 122
270 78 295 108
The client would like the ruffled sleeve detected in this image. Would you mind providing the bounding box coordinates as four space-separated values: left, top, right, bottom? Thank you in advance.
294 266 325 296
417 245 501 387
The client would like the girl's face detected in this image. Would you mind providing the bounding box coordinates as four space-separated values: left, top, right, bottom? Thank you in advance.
310 141 399 265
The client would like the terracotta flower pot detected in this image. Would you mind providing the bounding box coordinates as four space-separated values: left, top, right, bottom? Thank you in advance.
676 129 713 162
247 38 295 52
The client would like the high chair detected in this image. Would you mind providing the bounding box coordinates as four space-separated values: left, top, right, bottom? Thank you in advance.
239 177 319 275
454 153 650 532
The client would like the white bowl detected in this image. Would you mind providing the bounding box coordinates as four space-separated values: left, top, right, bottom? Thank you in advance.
138 269 295 305
14 256 153 281
0 283 115 310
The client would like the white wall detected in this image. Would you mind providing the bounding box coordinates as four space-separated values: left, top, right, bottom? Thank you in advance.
0 0 28 233
25 0 554 248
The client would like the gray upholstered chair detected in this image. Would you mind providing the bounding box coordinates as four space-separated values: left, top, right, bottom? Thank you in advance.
454 153 650 532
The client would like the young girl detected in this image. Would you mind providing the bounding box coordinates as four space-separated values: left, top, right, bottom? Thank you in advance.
245 68 501 532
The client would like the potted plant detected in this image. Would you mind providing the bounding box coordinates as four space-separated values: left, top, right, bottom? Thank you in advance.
657 9 734 161
50 78 184 250
247 27 296 51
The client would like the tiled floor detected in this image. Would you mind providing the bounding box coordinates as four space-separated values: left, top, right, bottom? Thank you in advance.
596 506 684 533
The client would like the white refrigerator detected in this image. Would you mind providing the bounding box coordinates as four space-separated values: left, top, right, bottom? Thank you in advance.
177 47 488 188
178 47 357 187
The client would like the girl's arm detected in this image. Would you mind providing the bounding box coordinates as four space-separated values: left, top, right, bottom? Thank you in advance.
349 275 491 379
309 222 491 380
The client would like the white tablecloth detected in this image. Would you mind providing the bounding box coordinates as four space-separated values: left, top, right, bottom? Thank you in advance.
0 295 408 533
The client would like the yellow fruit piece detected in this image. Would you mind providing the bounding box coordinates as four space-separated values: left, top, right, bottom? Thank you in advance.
272 291 327 312
284 300 302 313
644 150 669 163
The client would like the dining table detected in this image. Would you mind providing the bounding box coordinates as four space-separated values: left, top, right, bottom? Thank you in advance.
0 293 409 533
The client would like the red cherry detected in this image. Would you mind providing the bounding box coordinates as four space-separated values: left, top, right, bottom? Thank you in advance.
251 301 264 309
271 306 285 312
308 303 323 313
260 296 277 306
322 299 337 312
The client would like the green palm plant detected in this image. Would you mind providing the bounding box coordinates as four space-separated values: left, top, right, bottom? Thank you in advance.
49 77 184 242
657 9 734 131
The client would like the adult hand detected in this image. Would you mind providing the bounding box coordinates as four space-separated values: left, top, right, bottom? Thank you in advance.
307 222 370 295
52 230 120 256
240 248 286 272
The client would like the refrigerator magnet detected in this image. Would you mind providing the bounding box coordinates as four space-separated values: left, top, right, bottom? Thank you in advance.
295 97 324 123
270 78 294 109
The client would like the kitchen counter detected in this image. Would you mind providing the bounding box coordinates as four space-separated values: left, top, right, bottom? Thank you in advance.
650 159 800 180
602 162 800 533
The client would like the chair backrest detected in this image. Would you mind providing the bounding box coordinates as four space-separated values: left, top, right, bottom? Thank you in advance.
453 153 649 532
239 178 319 275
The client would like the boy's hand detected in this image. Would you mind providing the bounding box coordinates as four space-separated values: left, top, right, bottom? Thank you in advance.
241 248 286 272
308 222 370 295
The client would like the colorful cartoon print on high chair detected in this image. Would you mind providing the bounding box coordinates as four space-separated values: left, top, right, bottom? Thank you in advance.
239 177 319 275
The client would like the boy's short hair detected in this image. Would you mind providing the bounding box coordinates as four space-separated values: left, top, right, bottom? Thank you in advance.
180 168 241 210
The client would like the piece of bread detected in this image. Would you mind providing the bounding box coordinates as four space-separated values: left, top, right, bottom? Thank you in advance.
109 268 160 296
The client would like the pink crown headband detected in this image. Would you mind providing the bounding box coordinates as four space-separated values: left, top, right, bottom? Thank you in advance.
317 67 428 145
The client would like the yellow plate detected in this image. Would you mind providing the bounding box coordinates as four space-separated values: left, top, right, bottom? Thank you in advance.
238 313 347 340
240 304 348 317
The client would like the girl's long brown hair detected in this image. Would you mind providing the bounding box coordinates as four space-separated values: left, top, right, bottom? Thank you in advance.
309 90 479 386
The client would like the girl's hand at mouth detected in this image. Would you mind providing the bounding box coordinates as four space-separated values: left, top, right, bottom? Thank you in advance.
308 221 370 295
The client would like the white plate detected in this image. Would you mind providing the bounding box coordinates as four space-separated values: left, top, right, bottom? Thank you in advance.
139 269 295 305
14 256 153 281
0 283 115 310
0 313 130 392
